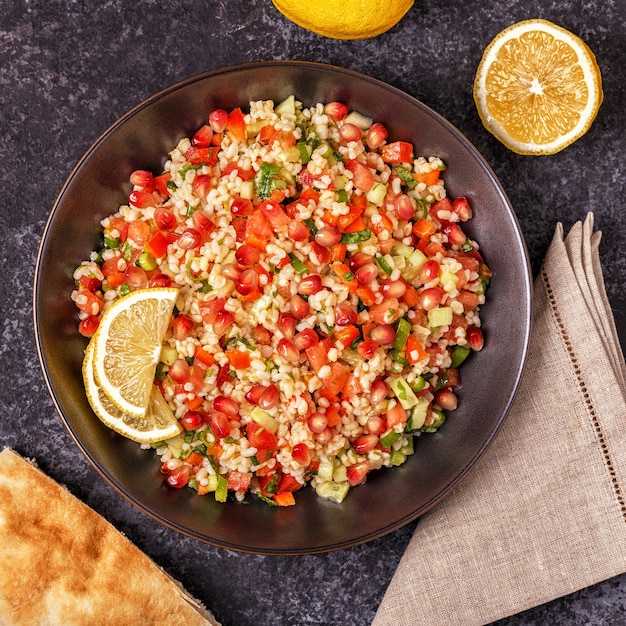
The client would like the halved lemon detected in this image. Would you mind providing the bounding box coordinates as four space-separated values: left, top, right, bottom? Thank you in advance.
272 0 413 40
474 19 603 155
83 342 182 443
91 287 179 417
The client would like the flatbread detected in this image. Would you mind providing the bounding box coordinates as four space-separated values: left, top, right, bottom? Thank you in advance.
0 448 219 626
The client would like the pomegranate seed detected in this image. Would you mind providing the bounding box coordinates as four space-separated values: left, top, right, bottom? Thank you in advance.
315 427 334 445
435 389 458 411
258 384 279 410
348 252 375 270
370 324 396 345
366 415 387 436
290 294 310 320
324 101 348 121
154 207 177 231
213 396 240 416
357 340 378 359
277 338 300 363
192 209 215 233
209 411 231 438
352 434 379 454
467 326 484 351
293 328 319 351
298 274 323 295
221 263 243 281
149 273 173 288
315 225 342 248
419 259 440 283
125 266 148 290
381 279 407 298
209 109 228 133
346 460 371 486
278 312 297 339
339 123 362 143
173 314 194 340
129 169 153 187
355 263 378 285
128 190 154 209
236 268 259 295
366 123 388 150
245 385 265 405
181 410 205 431
443 222 467 247
166 465 190 489
291 443 311 466
370 379 389 406
452 196 473 221
213 310 234 337
235 244 260 267
308 412 328 434
168 358 190 383
395 194 415 221
334 301 357 326
177 228 202 250
230 197 254 216
192 174 212 199
419 287 444 311
192 124 213 148
78 315 100 338
287 220 309 242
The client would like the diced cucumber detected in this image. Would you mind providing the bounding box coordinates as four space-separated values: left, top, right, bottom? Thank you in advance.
343 110 373 129
380 429 401 448
275 95 296 116
250 406 279 434
450 345 471 368
389 376 420 410
390 449 406 466
239 180 254 199
428 306 453 328
165 434 185 459
440 269 459 290
421 408 446 432
400 248 428 281
366 182 387 206
316 481 350 503
317 459 334 482
205 474 219 492
215 475 228 502
332 464 347 483
393 242 414 257
278 146 301 163
407 397 430 430
160 345 178 366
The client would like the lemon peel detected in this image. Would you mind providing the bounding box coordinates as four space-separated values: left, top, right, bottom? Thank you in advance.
474 19 603 155
272 0 413 40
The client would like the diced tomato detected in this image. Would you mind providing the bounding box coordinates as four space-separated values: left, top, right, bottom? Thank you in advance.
226 107 246 141
452 252 481 272
273 491 296 506
152 173 172 197
73 289 103 316
105 216 129 242
184 396 204 411
342 215 367 234
330 244 347 261
259 200 291 229
457 289 480 312
386 401 408 427
369 297 401 324
438 368 461 389
401 284 419 308
319 362 349 401
247 209 274 239
325 405 342 428
381 141 413 163
226 350 251 370
247 422 278 451
127 220 151 245
345 159 374 191
414 169 440 186
222 161 255 181
423 241 445 256
194 346 215 367
277 473 302 494
412 218 436 239
106 272 126 289
355 285 377 307
305 338 332 372
429 197 453 218
369 211 394 236
185 451 205 467
343 373 363 397
144 231 169 259
227 471 252 492
331 262 358 293
405 334 428 365
334 324 360 348
184 145 219 166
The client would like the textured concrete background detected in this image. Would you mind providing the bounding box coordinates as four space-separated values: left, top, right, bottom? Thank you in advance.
1 1 625 624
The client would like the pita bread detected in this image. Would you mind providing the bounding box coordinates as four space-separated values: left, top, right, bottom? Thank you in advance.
0 448 220 626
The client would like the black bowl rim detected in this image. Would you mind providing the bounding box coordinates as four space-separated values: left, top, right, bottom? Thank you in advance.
33 59 532 554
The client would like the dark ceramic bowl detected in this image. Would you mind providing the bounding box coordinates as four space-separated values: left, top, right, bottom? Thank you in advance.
34 61 532 555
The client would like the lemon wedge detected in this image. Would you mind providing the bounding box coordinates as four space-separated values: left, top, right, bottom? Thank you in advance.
91 287 179 417
83 341 182 443
272 0 413 40
474 19 603 155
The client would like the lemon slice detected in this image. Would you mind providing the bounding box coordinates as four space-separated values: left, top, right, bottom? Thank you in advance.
474 19 603 155
272 0 413 40
91 287 179 417
83 341 182 443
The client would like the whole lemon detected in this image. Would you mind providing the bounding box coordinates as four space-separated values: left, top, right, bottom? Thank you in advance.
273 0 414 40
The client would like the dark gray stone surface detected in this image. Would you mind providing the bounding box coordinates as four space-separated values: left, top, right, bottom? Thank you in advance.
1 1 624 624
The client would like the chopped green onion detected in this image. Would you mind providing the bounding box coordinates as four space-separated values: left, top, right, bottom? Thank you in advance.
137 252 157 271
186 204 198 217
450 345 471 368
289 252 308 275
336 189 349 203
304 218 318 235
343 270 356 281
119 283 130 296
374 252 393 275
461 239 474 253
166 180 178 192
393 318 412 352
296 141 311 164
340 228 371 244
103 236 119 249
215 475 229 502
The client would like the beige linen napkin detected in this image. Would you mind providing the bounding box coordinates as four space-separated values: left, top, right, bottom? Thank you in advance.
373 213 626 626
